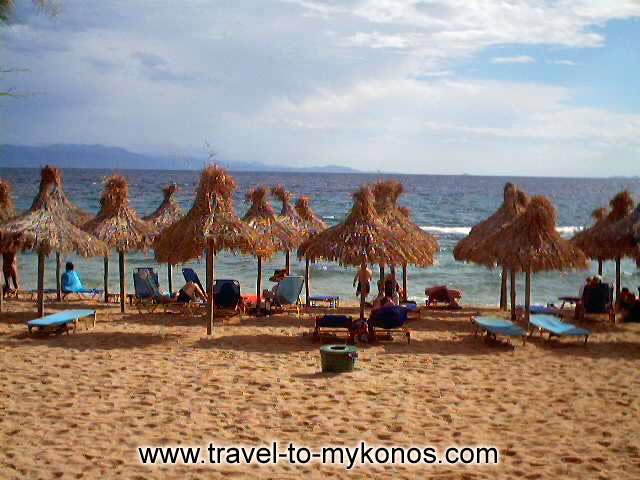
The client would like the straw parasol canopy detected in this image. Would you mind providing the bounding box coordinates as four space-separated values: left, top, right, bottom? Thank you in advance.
571 191 635 261
295 196 327 237
28 166 93 227
155 165 255 265
482 196 588 321
298 185 412 267
83 175 154 312
0 179 16 224
243 187 300 258
571 191 635 299
0 166 107 315
484 196 588 274
298 185 416 319
143 183 183 235
155 165 255 334
372 180 438 267
83 175 154 253
596 204 640 260
454 182 530 264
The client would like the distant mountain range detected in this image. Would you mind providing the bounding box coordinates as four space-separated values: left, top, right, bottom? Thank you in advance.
0 144 359 173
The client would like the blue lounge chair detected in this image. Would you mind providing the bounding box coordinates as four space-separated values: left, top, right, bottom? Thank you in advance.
182 268 205 293
214 279 243 314
529 314 591 345
27 309 96 334
133 268 164 313
472 316 526 345
266 276 304 317
368 305 410 344
309 295 340 308
314 314 353 342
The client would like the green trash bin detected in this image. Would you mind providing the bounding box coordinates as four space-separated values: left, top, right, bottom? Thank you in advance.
320 344 358 373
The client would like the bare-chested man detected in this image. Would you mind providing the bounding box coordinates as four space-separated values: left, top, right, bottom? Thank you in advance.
353 261 372 300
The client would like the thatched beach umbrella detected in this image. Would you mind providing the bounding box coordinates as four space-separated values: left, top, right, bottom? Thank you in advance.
298 185 413 320
155 165 255 334
243 187 299 303
482 196 588 322
83 175 154 313
595 204 640 273
571 191 635 299
294 196 327 306
372 180 439 300
143 183 184 293
572 207 608 275
32 168 93 299
454 183 530 315
0 166 107 316
271 185 305 275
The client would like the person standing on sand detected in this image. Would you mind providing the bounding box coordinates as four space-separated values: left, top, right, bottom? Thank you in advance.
353 262 372 300
2 251 19 293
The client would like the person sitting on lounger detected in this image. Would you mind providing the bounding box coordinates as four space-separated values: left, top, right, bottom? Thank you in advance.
617 288 636 311
61 262 84 293
372 282 397 311
176 281 207 303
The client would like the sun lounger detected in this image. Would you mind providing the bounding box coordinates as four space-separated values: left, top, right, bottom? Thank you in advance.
27 309 96 335
471 316 526 345
62 288 102 300
368 305 410 344
529 314 591 344
265 276 304 318
182 268 205 293
314 314 354 342
309 295 340 308
213 279 244 316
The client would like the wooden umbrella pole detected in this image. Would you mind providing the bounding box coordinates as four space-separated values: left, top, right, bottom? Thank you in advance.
525 270 531 324
390 264 396 278
118 251 126 313
256 256 262 310
359 283 366 321
167 264 173 295
510 269 517 321
103 256 109 304
402 264 408 302
500 267 508 310
615 257 621 300
379 265 385 283
0 281 3 313
285 250 290 275
55 252 62 301
206 241 215 335
305 257 310 307
37 250 45 317
597 259 603 276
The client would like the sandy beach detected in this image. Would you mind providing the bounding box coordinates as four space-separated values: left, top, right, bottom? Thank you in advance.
1 298 639 479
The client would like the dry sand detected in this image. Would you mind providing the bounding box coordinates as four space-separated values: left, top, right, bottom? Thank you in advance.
1 298 639 479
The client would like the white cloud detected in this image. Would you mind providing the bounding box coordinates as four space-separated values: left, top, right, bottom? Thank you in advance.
1 0 640 177
547 59 579 66
491 55 536 64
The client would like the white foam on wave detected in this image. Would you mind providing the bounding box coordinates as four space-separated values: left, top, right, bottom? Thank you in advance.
421 225 584 236
323 215 336 220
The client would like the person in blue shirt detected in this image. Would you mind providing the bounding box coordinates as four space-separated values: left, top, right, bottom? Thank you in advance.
61 261 84 293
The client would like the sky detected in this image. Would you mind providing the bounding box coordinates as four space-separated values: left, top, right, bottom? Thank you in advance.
1 0 639 177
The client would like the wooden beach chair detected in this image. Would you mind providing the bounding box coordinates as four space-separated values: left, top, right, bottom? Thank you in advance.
368 305 411 344
528 314 591 345
471 316 526 345
27 309 96 335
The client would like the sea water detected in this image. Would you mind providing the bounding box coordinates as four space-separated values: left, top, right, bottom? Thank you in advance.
3 168 640 306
